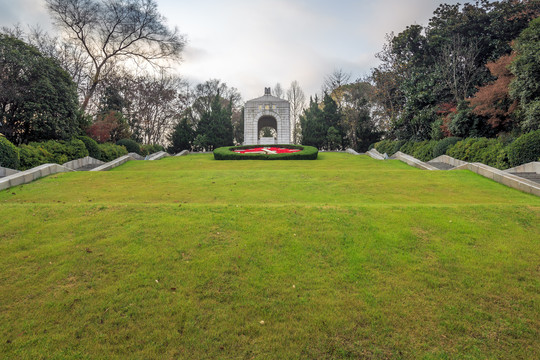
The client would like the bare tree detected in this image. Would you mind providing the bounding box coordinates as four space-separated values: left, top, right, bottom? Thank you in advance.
273 83 284 99
322 68 351 95
45 0 186 111
437 35 481 104
286 80 306 144
124 73 188 145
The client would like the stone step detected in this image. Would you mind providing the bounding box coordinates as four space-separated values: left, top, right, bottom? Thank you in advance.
509 172 540 183
428 162 455 170
75 164 103 171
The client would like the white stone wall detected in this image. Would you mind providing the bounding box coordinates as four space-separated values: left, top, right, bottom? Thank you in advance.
244 91 290 145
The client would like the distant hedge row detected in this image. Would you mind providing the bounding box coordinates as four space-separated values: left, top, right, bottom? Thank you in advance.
370 130 540 169
116 139 165 157
0 136 129 170
214 145 318 160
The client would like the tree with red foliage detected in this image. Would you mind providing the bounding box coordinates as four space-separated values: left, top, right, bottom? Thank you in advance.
436 102 458 137
469 53 518 131
86 111 130 143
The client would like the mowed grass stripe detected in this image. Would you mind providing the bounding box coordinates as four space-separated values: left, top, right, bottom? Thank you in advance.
0 153 539 359
1 154 538 206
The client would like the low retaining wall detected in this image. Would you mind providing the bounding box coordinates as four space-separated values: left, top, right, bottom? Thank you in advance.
127 152 145 160
452 162 540 196
0 166 19 178
391 152 439 171
504 161 540 174
428 155 468 168
147 151 170 161
345 148 360 155
366 148 386 160
62 156 104 170
175 150 189 156
0 164 72 191
90 155 136 172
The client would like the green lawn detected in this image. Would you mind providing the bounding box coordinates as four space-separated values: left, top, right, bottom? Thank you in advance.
1 153 539 359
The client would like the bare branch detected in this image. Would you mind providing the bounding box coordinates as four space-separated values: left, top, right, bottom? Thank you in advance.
45 0 186 111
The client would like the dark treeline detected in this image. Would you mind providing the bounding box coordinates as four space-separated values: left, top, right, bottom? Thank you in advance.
369 0 539 142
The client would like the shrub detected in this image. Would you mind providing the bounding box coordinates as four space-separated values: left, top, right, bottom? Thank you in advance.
373 140 405 156
98 143 128 162
399 141 416 156
29 139 88 165
447 138 481 162
77 135 101 159
0 136 19 169
446 137 509 168
373 140 393 155
391 140 407 155
506 130 540 166
496 148 510 169
433 137 461 158
412 140 437 162
140 144 165 156
116 139 141 154
18 144 53 170
214 145 318 160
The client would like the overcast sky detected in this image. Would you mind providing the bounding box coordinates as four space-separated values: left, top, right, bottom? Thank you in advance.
0 0 461 100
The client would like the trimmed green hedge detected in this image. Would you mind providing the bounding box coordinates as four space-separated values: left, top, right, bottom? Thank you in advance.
77 135 101 159
0 136 20 169
433 137 461 158
446 138 509 168
98 143 128 162
116 139 141 154
506 130 540 167
18 145 53 170
12 139 130 170
18 139 89 170
140 144 165 156
214 145 318 160
370 136 519 169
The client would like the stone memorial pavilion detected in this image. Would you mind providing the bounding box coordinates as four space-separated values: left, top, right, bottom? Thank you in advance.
244 88 290 145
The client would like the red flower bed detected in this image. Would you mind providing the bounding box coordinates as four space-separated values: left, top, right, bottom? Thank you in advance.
233 147 301 154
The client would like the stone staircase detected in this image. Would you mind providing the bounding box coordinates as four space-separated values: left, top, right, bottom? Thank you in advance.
509 172 540 184
428 162 455 170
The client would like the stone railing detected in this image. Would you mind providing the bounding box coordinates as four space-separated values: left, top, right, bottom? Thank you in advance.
147 151 170 161
391 151 439 170
453 162 540 197
347 148 539 196
0 149 193 191
0 164 73 190
90 155 137 172
345 149 360 156
0 166 20 178
175 150 189 156
366 148 386 160
504 161 540 174
62 156 104 170
428 155 468 168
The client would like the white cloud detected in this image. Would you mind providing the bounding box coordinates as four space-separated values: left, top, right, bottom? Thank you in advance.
1 0 460 100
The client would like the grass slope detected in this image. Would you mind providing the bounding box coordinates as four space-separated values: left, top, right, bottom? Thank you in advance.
1 153 539 359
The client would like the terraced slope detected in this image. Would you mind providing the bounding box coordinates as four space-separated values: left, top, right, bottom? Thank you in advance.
1 153 539 359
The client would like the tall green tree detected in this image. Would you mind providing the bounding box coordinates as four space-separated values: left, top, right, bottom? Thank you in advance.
371 0 539 141
168 117 194 153
340 82 382 152
195 94 233 151
300 96 326 149
510 16 540 131
0 35 84 145
321 93 344 149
